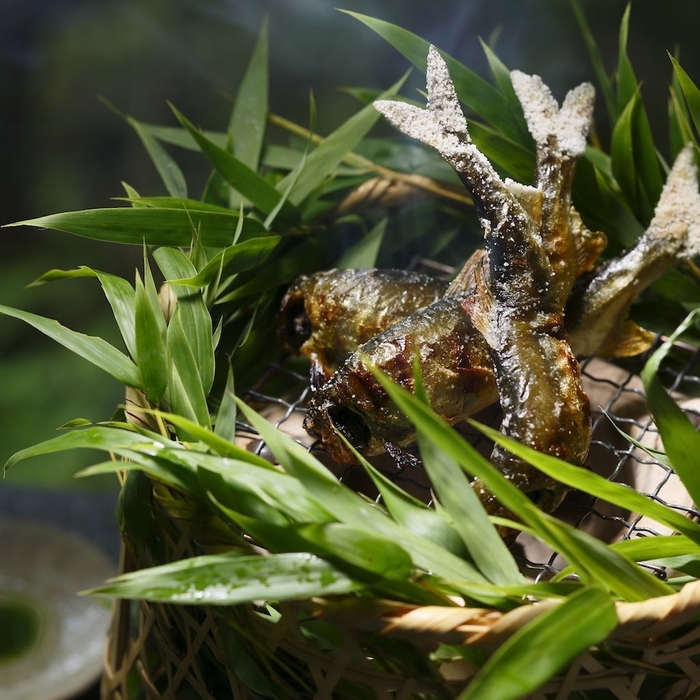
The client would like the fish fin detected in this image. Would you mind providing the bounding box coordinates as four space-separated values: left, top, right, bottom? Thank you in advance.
511 71 595 158
570 208 607 275
444 249 486 298
595 319 656 358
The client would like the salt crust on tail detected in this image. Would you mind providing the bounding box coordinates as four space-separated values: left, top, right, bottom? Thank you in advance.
649 143 700 258
510 70 595 158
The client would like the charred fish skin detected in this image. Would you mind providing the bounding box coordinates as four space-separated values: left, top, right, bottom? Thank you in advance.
303 295 496 464
277 268 447 378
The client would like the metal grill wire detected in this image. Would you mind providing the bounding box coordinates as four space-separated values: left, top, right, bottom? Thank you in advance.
237 341 700 580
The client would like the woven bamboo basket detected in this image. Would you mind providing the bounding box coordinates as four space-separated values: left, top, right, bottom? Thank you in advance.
100 348 700 700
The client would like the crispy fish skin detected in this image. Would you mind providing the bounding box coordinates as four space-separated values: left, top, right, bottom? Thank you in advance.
278 268 447 377
302 295 496 461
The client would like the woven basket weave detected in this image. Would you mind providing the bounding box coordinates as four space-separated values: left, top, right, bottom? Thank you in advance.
101 353 700 700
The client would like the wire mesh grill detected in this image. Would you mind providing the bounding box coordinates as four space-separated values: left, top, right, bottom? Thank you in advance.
236 340 700 580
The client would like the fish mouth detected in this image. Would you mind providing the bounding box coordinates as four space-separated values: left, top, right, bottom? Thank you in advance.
304 403 372 463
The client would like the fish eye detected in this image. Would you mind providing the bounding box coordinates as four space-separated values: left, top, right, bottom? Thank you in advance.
327 406 371 452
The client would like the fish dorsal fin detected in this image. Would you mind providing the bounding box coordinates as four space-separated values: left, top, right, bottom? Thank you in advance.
444 249 487 298
505 179 543 224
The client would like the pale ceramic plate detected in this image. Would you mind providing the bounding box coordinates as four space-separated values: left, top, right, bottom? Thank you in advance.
0 518 116 700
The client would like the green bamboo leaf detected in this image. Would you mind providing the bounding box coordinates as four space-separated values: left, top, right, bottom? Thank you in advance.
168 235 280 289
153 247 215 395
127 115 187 198
86 552 366 604
371 371 673 600
234 399 490 586
116 469 152 547
470 420 700 546
214 362 237 443
669 86 696 157
569 0 616 122
4 208 266 247
342 10 526 141
418 436 523 586
116 196 235 213
230 17 268 171
4 424 162 474
611 94 639 204
479 39 514 96
134 269 168 404
615 4 637 115
458 587 618 700
347 446 468 559
335 218 385 268
0 303 141 388
166 309 210 429
139 123 227 150
670 55 700 138
642 309 700 507
468 121 534 183
28 266 137 360
172 106 300 225
278 71 410 206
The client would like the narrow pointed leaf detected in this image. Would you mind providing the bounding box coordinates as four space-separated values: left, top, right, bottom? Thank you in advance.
134 270 168 404
86 552 366 604
166 309 210 429
470 420 700 546
28 266 137 360
642 309 700 508
153 247 215 394
230 17 268 171
336 218 385 268
214 363 238 443
5 208 265 247
670 55 700 138
615 4 637 114
168 235 280 289
278 71 410 206
459 587 618 700
127 116 187 198
235 399 490 585
342 11 527 141
372 372 673 600
116 196 235 213
0 304 141 388
172 106 299 225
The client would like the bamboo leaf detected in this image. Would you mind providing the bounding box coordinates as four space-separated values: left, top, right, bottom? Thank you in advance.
342 11 526 141
166 309 210 429
4 208 266 247
153 247 215 395
127 115 188 198
230 17 268 171
29 266 137 360
336 218 385 268
569 0 616 122
134 269 168 404
0 303 141 388
116 196 235 213
214 362 237 443
615 4 637 115
168 235 280 289
670 55 700 138
418 436 523 586
470 420 700 546
459 587 618 700
371 371 673 600
86 552 366 604
278 71 410 207
172 106 300 226
642 309 700 507
234 398 491 586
